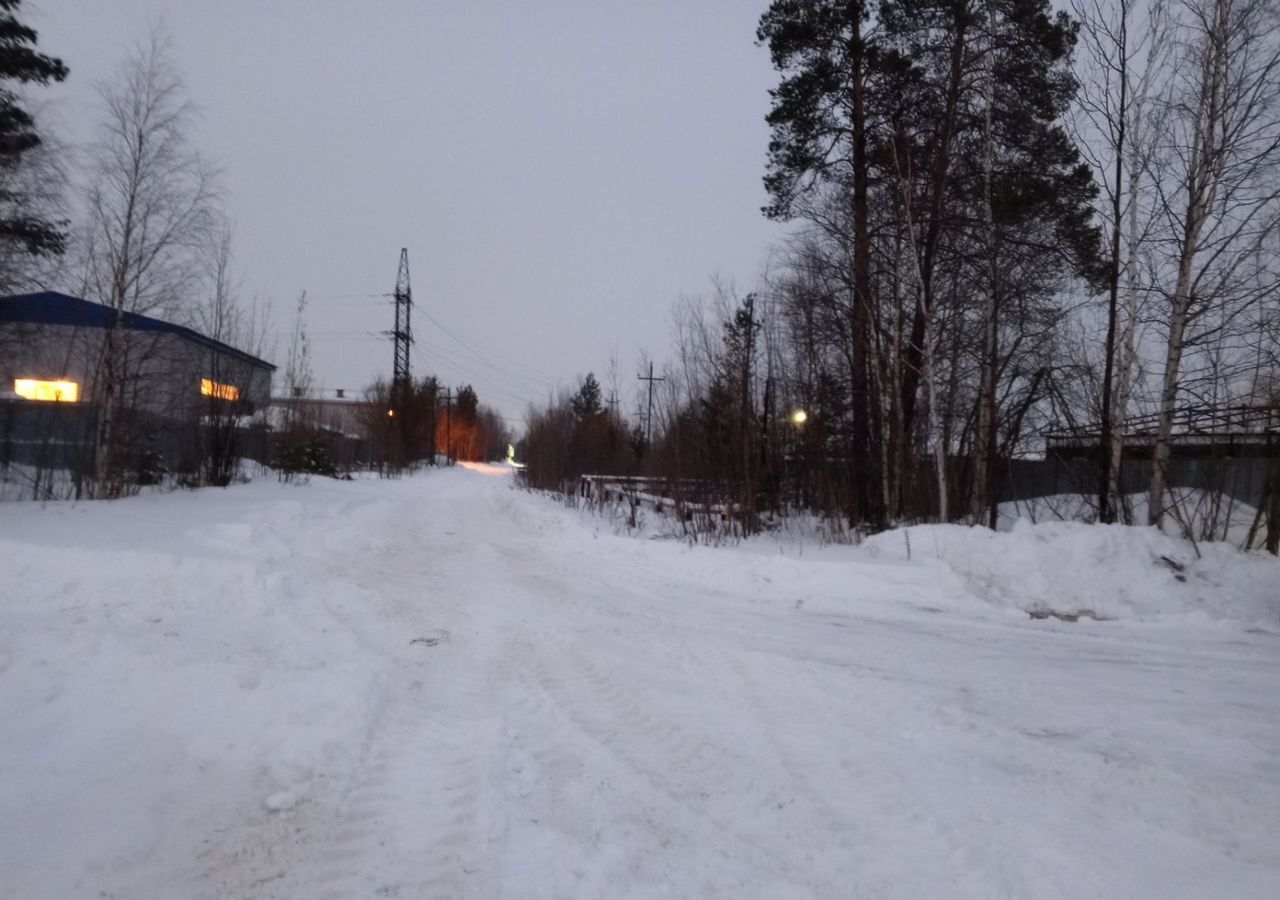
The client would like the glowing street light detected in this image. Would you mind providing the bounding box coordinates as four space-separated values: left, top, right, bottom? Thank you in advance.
787 409 808 507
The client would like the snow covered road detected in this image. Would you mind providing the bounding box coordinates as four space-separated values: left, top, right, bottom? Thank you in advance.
2 466 1278 899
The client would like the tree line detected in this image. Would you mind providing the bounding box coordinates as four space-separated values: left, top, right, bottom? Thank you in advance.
521 0 1280 550
354 375 510 472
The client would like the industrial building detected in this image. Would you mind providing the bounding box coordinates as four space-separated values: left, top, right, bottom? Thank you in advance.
0 291 275 479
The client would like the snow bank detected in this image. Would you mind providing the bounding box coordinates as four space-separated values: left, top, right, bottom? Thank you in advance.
861 519 1280 625
568 482 1278 626
0 479 396 898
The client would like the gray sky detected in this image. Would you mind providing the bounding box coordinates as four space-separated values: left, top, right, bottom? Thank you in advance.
34 1 783 429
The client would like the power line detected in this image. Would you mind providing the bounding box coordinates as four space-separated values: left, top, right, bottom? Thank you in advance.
416 338 556 400
265 328 548 413
421 359 541 410
268 285 563 422
252 299 386 309
271 293 567 406
418 308 564 384
267 330 382 339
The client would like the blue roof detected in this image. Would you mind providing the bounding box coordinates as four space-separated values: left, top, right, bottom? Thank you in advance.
0 291 276 371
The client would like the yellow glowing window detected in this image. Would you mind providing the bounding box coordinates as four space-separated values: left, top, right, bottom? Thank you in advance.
200 378 240 401
15 379 79 402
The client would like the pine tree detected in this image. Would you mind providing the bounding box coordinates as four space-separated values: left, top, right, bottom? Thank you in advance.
758 0 881 526
0 0 67 257
455 385 479 425
571 373 604 423
879 0 1100 472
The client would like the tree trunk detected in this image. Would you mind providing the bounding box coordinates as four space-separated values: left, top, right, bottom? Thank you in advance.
1099 8 1130 525
850 16 879 528
741 295 756 531
925 316 948 522
898 18 969 499
1148 0 1227 527
1267 464 1280 555
974 0 1000 529
891 138 948 523
1147 299 1190 526
1109 117 1146 522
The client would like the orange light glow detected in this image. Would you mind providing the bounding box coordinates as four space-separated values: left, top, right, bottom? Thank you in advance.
200 378 240 401
15 379 79 402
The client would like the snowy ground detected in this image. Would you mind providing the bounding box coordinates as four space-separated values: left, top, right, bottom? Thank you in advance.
1 465 1278 899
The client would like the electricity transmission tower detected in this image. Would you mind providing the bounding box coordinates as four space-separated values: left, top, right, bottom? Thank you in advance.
391 248 413 407
382 248 414 465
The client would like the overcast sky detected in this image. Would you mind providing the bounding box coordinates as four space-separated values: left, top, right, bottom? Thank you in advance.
33 1 784 428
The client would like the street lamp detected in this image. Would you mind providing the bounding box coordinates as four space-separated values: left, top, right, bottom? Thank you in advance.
790 408 808 426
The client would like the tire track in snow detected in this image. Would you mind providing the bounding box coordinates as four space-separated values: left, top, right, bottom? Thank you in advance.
196 660 505 900
194 676 398 899
486 511 861 888
505 637 795 893
524 633 865 891
533 636 733 793
491 482 1031 896
195 483 516 899
729 650 1032 899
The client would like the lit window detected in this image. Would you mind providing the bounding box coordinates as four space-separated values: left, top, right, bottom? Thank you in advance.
200 378 240 401
15 379 79 402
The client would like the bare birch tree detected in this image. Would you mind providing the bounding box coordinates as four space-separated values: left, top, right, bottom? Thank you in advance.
1146 0 1280 526
81 29 218 497
1070 0 1170 521
193 222 270 485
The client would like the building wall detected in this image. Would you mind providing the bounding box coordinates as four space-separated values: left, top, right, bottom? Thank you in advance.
267 396 368 438
0 321 272 415
0 320 274 481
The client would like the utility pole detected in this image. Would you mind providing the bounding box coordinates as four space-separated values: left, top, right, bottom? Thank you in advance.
740 294 757 527
606 392 619 419
637 362 665 447
440 387 454 465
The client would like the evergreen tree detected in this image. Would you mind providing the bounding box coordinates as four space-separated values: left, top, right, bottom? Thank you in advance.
455 384 479 425
760 0 1100 525
759 0 880 525
0 0 67 257
570 373 604 423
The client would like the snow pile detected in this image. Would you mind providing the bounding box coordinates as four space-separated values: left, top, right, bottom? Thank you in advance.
0 482 395 899
862 519 1280 624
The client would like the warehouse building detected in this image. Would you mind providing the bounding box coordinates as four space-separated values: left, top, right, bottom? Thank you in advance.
0 291 275 480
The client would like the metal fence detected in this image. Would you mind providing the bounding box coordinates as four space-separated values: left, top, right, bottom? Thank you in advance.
1001 455 1272 509
0 399 98 474
0 399 377 496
